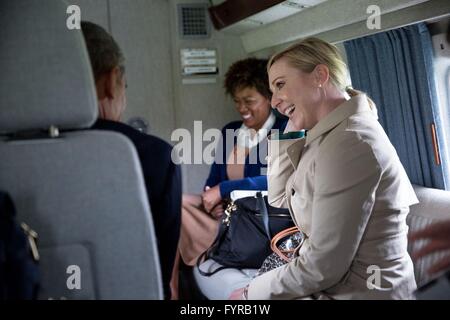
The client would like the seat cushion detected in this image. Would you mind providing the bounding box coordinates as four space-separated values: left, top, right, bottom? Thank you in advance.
0 130 163 299
407 185 450 286
0 0 97 133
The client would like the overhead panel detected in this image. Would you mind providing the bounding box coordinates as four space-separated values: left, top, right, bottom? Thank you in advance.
240 0 431 53
208 0 327 34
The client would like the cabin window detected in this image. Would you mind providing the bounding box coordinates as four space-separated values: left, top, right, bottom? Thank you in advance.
345 22 449 190
430 22 450 190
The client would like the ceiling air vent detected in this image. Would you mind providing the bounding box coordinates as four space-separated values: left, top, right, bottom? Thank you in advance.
178 3 211 39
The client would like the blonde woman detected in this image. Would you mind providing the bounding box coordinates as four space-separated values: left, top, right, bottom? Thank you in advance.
230 38 418 300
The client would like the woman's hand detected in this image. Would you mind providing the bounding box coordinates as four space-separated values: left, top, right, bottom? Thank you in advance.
409 219 450 275
210 203 224 219
202 185 222 215
228 287 246 300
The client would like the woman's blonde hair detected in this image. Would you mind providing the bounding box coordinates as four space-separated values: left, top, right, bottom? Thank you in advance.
268 37 375 109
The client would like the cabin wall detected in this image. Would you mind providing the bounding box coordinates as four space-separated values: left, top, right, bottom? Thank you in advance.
72 0 248 193
110 0 176 141
71 0 109 30
169 0 248 193
71 0 176 141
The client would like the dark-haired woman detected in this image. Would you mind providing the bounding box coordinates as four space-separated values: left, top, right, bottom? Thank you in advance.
171 58 287 299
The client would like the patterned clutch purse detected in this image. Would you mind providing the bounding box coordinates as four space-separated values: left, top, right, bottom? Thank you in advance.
255 226 305 277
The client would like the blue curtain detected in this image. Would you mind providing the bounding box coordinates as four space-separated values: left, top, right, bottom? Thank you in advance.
344 23 449 190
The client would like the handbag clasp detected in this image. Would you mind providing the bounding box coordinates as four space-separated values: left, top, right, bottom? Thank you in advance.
222 201 237 226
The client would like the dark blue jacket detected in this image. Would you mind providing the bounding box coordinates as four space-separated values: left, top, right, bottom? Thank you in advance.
92 119 181 300
205 115 287 198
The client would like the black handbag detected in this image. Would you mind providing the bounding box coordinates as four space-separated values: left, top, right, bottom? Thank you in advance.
197 192 294 276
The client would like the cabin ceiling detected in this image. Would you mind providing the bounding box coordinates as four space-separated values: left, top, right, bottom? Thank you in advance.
207 0 450 54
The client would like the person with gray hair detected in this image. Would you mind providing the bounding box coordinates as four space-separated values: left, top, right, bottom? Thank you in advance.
81 21 127 122
81 21 182 299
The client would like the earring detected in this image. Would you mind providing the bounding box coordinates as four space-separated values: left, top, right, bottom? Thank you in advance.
318 84 322 88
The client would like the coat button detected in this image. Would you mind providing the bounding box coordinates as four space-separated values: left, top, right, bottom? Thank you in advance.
291 189 295 196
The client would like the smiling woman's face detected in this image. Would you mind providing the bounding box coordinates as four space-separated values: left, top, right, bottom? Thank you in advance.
233 86 271 131
269 58 322 130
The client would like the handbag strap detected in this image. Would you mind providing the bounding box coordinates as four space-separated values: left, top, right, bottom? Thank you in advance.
196 251 232 276
256 191 271 240
196 201 242 277
270 226 300 262
196 219 230 276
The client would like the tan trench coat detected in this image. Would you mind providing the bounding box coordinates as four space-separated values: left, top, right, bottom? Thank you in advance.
247 95 419 300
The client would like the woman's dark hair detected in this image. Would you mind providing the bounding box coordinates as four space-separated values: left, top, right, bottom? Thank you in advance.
224 57 271 99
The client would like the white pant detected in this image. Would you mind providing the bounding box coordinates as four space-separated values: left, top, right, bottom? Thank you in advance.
193 259 258 300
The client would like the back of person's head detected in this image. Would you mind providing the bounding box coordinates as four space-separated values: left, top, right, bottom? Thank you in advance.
268 37 375 109
224 57 271 100
81 21 127 121
81 21 125 81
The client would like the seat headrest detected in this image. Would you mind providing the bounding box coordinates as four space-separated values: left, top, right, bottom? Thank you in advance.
0 0 98 134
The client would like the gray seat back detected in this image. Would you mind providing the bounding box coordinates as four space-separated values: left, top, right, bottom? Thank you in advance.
407 184 450 287
0 0 162 299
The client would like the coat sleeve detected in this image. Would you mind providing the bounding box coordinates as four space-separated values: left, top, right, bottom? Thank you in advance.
204 159 222 190
219 175 267 198
204 122 238 190
267 137 304 208
248 133 382 299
